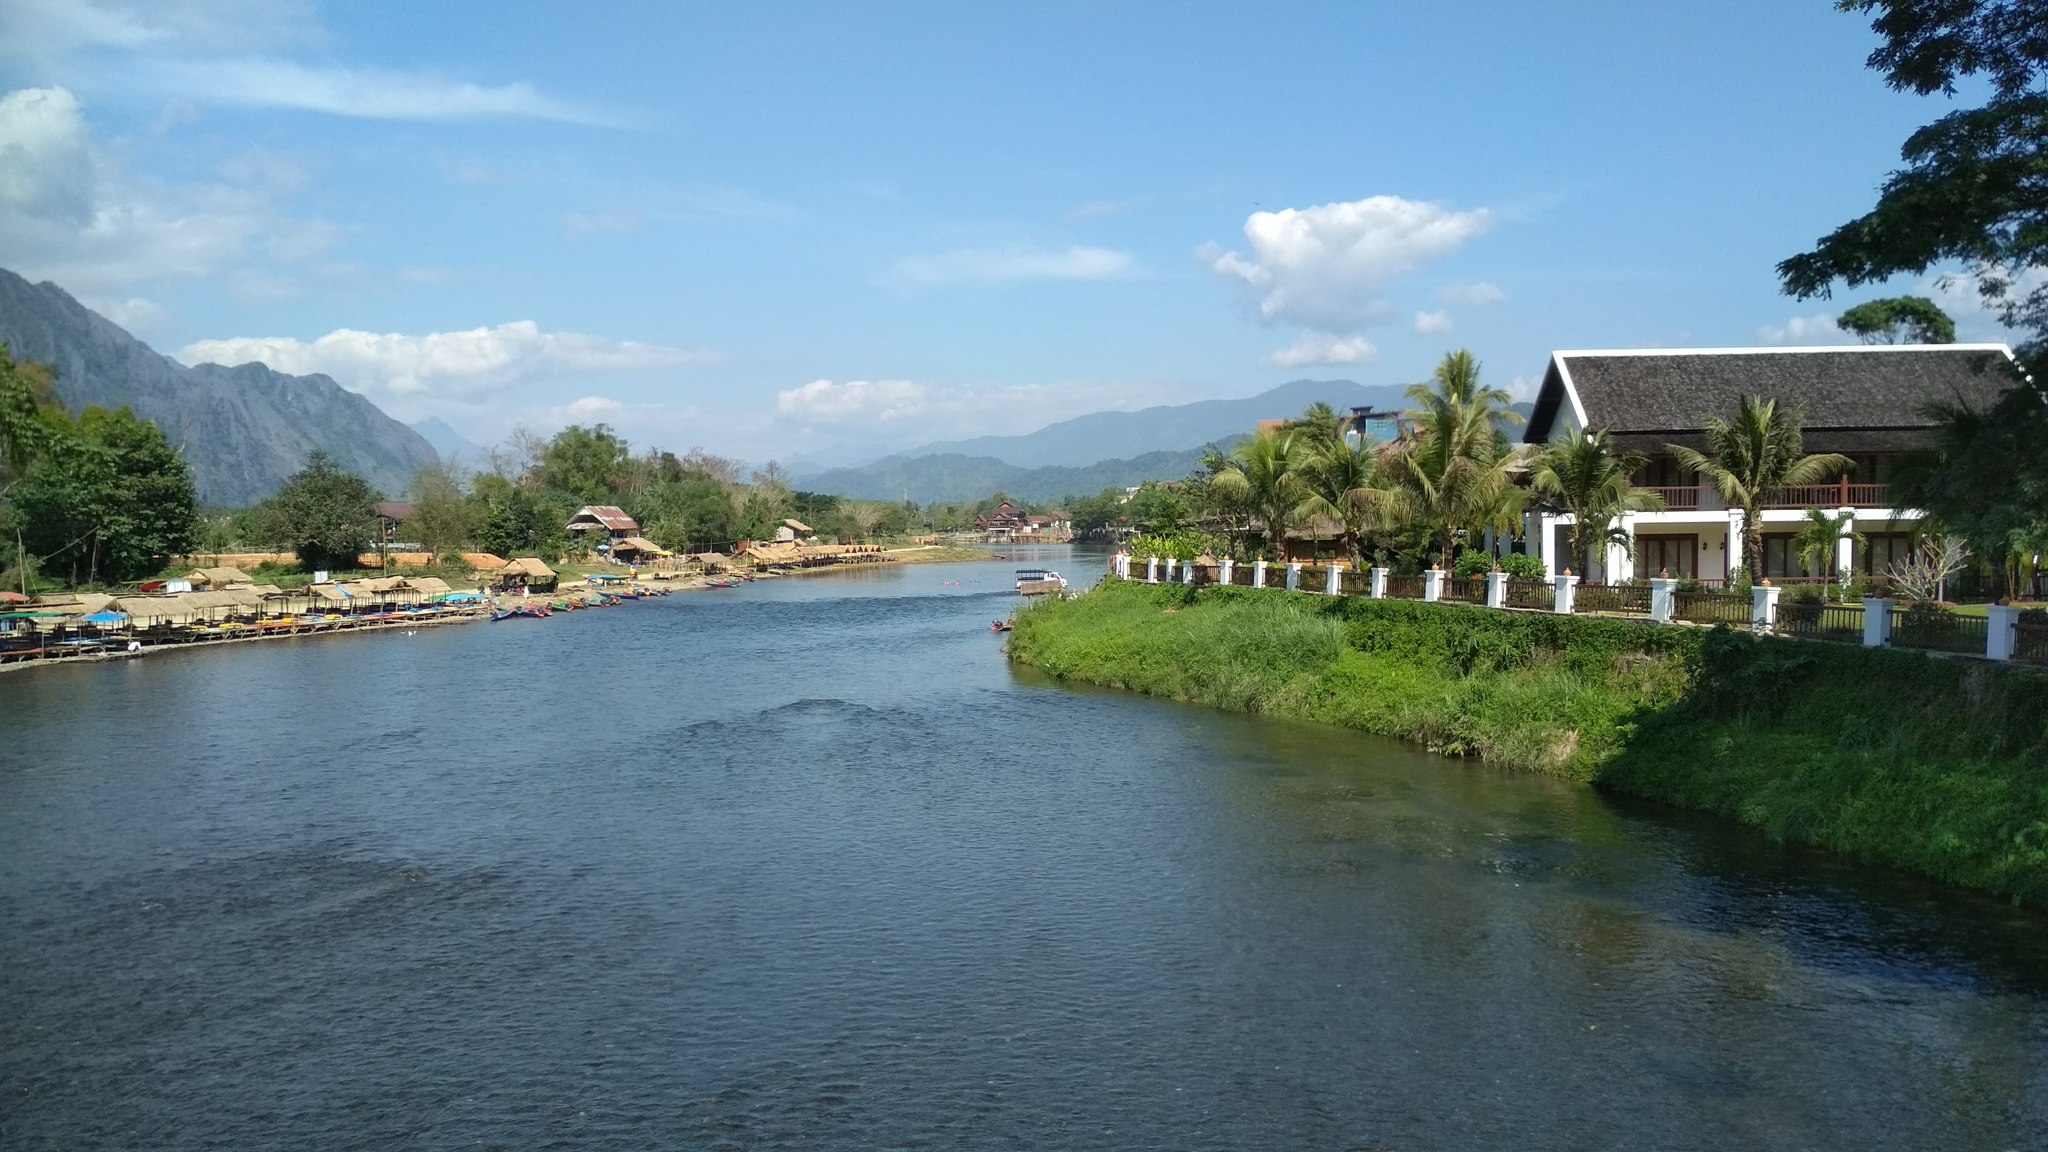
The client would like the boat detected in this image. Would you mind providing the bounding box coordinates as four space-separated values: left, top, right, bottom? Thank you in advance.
990 619 1012 633
1015 568 1067 596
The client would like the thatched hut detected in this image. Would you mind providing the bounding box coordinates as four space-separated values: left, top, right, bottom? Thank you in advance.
495 557 558 593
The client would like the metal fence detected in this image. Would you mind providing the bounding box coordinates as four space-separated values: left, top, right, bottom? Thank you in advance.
1778 600 1864 643
1385 574 1427 600
1574 582 1651 616
1504 578 1552 610
2016 619 2048 665
1891 607 1990 655
1674 590 1752 626
1229 563 1257 587
1440 575 1488 605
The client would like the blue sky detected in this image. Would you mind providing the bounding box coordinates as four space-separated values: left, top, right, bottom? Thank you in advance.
0 0 2017 465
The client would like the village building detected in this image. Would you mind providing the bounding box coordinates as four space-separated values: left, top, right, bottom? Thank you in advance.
609 536 672 564
1516 344 2024 582
371 501 414 542
494 557 559 593
566 505 640 541
773 518 812 543
974 501 1032 537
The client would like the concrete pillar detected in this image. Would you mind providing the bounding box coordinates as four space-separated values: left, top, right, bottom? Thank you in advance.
1726 511 1746 580
1220 558 1234 585
1987 604 2021 661
1369 567 1388 599
1751 582 1780 634
1536 513 1557 578
1836 514 1857 580
1163 557 1177 583
1553 571 1579 614
1325 564 1344 596
1613 512 1638 583
1182 559 1195 585
1423 567 1444 602
1285 562 1302 591
1485 569 1507 609
1146 556 1158 583
1650 577 1676 623
1252 559 1267 589
1862 597 1893 647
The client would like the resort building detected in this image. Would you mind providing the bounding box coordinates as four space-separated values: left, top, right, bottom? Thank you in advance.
1517 344 2024 583
566 505 639 541
975 501 1032 536
773 518 812 543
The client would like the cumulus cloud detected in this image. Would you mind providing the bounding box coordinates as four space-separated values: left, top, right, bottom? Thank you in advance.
0 85 295 294
892 246 1137 286
1413 310 1454 336
1757 314 1848 346
178 321 710 397
1208 195 1494 331
1266 333 1377 368
776 379 929 423
1438 280 1507 306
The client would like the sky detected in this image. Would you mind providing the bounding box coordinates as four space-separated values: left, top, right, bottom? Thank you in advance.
0 0 2025 467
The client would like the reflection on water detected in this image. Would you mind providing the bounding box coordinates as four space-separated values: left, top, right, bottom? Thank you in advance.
3 549 2044 1150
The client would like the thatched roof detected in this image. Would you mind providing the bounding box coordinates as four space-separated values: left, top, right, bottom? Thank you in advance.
692 551 731 566
34 592 119 616
309 584 351 603
613 536 669 556
461 552 507 570
186 566 252 587
408 576 454 596
500 557 557 579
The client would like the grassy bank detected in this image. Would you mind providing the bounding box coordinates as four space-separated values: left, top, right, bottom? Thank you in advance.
1008 580 2048 905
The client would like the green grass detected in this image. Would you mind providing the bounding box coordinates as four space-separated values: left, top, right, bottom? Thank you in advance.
1009 580 2048 905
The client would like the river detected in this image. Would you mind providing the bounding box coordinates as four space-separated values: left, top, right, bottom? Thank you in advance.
3 550 2045 1150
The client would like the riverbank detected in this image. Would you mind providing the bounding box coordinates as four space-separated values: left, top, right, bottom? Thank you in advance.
1008 580 2048 905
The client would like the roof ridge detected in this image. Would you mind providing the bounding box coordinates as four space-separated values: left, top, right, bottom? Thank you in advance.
1554 344 2013 359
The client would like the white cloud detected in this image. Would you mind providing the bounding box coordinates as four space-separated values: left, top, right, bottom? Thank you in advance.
565 210 643 238
558 395 625 421
1507 374 1541 401
1413 310 1454 336
1266 333 1378 368
1208 195 1494 331
0 1 608 125
177 321 711 397
892 246 1137 286
1066 199 1136 221
83 295 165 330
0 85 289 294
1757 313 1848 345
776 379 929 423
1438 280 1507 306
1920 266 2048 340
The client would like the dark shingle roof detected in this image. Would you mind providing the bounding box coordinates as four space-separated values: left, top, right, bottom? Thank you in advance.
1524 346 2022 451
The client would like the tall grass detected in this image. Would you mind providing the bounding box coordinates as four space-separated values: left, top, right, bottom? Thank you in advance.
1009 581 2048 905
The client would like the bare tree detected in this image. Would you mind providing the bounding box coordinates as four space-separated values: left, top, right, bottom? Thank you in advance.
847 502 886 540
1886 534 1968 603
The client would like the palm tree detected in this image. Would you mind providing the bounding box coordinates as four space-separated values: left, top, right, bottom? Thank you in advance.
1668 397 1850 585
1529 426 1666 579
1791 508 1862 596
1210 429 1306 558
1295 437 1388 567
1405 349 1521 429
1385 396 1525 570
1284 401 1352 453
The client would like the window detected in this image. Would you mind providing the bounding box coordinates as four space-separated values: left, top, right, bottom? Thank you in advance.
1760 533 1805 578
1638 534 1697 579
1858 532 1914 576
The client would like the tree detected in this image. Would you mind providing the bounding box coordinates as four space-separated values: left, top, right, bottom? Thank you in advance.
1407 349 1520 428
1791 508 1864 597
1667 397 1850 585
1887 532 1969 603
404 463 475 560
1294 437 1387 567
1528 426 1665 577
1837 296 1957 344
536 424 631 502
266 450 377 573
0 344 59 499
1385 395 1524 570
14 405 198 584
1210 430 1305 557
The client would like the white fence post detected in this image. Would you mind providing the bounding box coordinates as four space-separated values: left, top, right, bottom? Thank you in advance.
1987 604 2020 661
1182 559 1196 585
1285 562 1302 591
1325 564 1344 596
1164 557 1177 583
1649 577 1676 623
1252 559 1267 589
1751 582 1780 634
1553 571 1579 614
1862 597 1892 647
1423 567 1444 602
1147 556 1159 583
1369 567 1388 599
1486 569 1507 609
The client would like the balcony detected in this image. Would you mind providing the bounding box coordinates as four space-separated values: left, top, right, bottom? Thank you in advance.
1762 481 1891 509
1641 485 1701 510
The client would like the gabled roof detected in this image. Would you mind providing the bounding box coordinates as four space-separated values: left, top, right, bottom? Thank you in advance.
782 518 812 533
568 505 638 531
1524 344 2023 453
372 501 415 521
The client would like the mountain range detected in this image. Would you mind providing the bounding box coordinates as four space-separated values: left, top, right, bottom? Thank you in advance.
0 268 440 507
796 379 1411 504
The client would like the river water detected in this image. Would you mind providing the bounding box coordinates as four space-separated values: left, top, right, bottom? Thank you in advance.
3 551 2045 1150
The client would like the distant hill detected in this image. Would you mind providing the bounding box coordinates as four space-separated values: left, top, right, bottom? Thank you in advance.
801 440 1243 505
411 416 485 471
0 268 439 506
871 378 1408 470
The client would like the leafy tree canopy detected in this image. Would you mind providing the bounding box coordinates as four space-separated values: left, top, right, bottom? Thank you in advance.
15 404 198 584
265 450 378 573
1836 295 1957 343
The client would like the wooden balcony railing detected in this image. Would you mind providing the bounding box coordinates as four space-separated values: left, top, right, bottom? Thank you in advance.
1763 481 1891 509
1642 485 1700 510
